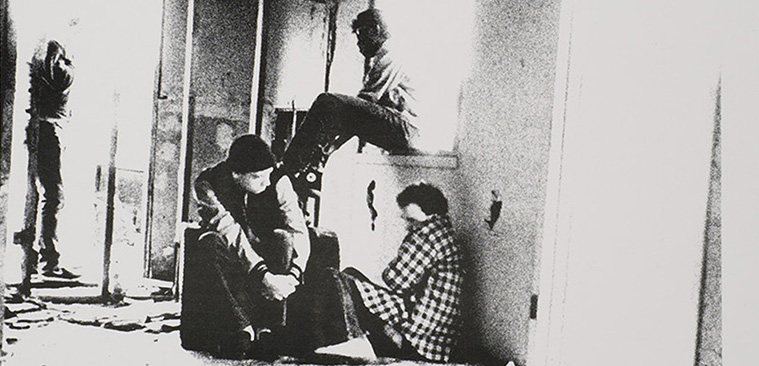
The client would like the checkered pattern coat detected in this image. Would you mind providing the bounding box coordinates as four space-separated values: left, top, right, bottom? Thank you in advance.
353 214 463 362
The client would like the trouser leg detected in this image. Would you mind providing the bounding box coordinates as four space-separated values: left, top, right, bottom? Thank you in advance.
203 232 258 331
196 232 286 333
18 157 39 246
182 230 255 355
18 152 39 295
36 123 63 270
341 268 423 361
282 93 415 175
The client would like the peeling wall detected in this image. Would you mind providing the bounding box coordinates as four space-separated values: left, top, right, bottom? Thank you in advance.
258 0 333 143
0 0 15 346
186 0 257 222
148 0 190 280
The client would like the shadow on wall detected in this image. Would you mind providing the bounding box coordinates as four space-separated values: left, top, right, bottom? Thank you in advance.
455 243 515 366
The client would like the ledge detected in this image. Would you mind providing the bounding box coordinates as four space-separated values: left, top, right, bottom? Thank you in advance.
349 151 459 170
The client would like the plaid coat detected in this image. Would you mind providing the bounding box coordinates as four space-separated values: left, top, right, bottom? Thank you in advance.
353 214 463 361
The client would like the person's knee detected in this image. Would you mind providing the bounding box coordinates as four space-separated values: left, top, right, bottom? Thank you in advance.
269 229 295 274
312 93 341 112
197 231 227 252
41 183 63 208
315 92 337 104
341 266 364 280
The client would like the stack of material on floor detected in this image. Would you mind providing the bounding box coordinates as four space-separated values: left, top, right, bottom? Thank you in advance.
59 299 181 333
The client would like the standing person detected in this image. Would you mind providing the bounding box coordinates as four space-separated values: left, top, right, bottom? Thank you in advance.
342 183 464 362
281 8 420 199
14 39 78 280
185 134 310 359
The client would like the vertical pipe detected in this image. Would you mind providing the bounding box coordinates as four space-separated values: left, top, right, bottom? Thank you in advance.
175 0 194 223
143 0 170 279
324 0 338 92
254 0 269 136
102 92 120 298
250 0 264 134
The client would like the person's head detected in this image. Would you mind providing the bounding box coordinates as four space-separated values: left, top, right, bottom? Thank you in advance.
396 182 449 230
351 8 390 58
226 134 276 195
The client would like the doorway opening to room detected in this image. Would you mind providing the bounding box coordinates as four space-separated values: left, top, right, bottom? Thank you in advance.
3 0 163 301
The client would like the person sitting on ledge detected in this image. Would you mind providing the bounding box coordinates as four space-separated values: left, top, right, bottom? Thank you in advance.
281 8 420 198
342 183 464 362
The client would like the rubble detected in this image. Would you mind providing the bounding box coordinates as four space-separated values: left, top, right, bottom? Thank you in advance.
3 281 181 338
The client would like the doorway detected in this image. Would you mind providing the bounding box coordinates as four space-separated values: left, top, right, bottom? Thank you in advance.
4 0 162 296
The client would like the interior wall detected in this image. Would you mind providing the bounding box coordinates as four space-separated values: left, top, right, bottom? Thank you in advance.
722 2 759 363
535 1 722 365
258 0 335 144
185 0 257 223
148 0 190 280
454 0 561 363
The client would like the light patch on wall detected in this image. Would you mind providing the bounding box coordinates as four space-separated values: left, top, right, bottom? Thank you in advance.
158 142 178 162
215 123 235 153
374 0 476 152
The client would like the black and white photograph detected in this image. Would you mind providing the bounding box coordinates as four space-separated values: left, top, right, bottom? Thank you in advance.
0 0 755 365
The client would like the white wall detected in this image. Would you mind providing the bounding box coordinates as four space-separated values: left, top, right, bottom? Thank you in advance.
534 1 722 365
722 1 759 364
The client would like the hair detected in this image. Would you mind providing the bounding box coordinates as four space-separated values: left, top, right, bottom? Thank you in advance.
396 182 449 216
351 8 390 39
226 134 276 174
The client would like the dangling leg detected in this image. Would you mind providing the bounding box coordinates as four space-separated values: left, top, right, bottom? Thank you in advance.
281 93 413 210
282 93 412 176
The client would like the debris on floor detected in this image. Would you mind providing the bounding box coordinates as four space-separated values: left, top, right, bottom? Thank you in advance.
3 276 181 343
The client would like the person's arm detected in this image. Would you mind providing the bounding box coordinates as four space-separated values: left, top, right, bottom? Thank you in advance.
275 176 311 281
194 168 266 274
48 54 74 92
358 54 404 104
194 178 228 227
381 226 438 294
248 176 308 302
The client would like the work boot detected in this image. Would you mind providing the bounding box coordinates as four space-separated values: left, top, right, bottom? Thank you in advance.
290 168 322 201
244 328 279 362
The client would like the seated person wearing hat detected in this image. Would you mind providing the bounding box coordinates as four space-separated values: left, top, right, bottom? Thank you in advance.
186 134 310 360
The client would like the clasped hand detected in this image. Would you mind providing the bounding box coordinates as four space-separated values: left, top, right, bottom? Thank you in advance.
261 272 298 301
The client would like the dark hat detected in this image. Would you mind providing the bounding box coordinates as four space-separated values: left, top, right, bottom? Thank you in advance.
226 134 276 173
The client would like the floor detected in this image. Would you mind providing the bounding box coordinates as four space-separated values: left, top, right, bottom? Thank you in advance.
0 277 473 366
